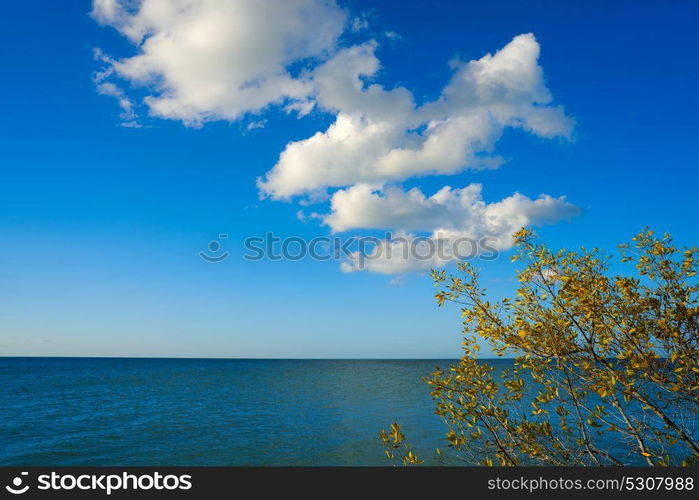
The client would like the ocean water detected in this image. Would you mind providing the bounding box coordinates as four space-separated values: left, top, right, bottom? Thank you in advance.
0 357 465 466
1 358 689 466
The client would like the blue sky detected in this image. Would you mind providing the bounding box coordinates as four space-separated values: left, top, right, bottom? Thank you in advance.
1 0 697 358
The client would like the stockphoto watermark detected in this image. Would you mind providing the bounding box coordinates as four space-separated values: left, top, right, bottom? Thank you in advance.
199 231 500 268
3 470 192 495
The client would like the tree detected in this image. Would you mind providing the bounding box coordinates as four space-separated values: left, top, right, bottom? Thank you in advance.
381 229 698 466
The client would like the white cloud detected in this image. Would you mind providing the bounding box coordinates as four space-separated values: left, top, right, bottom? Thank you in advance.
93 48 140 126
94 82 134 116
244 119 267 132
91 0 347 126
333 184 579 274
350 16 369 32
94 81 140 126
258 33 573 199
341 233 453 275
91 4 578 275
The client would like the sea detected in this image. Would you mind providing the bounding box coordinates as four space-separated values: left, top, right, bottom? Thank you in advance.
0 357 462 466
0 357 685 466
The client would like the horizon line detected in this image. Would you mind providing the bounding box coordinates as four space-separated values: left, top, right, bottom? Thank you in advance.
0 355 512 360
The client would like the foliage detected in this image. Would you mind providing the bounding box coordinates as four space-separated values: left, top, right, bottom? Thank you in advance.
381 229 698 466
379 423 423 465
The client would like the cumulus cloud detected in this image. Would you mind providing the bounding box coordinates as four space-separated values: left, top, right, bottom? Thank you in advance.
333 184 579 274
323 183 577 233
91 3 578 274
257 33 574 199
91 0 347 126
340 232 449 275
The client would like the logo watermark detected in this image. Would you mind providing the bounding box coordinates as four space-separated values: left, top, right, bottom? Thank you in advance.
5 472 29 495
3 471 193 495
199 233 230 263
200 231 500 268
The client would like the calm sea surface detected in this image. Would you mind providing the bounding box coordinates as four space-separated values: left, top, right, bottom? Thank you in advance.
0 357 471 466
2 357 680 466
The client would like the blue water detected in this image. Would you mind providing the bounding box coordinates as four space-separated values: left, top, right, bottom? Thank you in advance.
0 357 466 466
4 358 690 466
